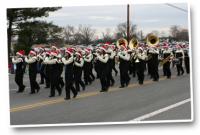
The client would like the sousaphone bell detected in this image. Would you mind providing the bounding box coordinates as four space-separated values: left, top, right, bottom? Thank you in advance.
146 33 159 47
116 38 128 49
129 37 138 49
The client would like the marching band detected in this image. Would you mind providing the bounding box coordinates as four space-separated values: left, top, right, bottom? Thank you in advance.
11 35 190 100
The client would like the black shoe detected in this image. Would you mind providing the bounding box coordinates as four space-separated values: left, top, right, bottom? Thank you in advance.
58 91 62 96
100 90 106 92
126 80 130 86
139 82 143 85
45 86 50 88
17 90 23 93
21 85 25 91
119 85 125 88
167 76 171 79
49 95 55 97
36 87 40 93
115 72 118 76
82 86 85 91
111 82 115 86
61 84 64 89
105 87 109 91
73 92 78 98
64 97 70 100
40 81 44 84
29 91 35 94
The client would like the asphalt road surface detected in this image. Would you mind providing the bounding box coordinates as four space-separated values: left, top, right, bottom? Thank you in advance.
9 67 192 125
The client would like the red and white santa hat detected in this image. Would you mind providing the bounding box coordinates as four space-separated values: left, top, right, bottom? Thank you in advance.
75 51 82 57
16 50 25 56
163 43 169 49
51 45 58 50
65 48 73 55
71 47 76 53
99 45 108 52
104 42 111 46
45 51 51 56
51 50 58 57
176 44 181 49
85 48 91 54
29 50 36 56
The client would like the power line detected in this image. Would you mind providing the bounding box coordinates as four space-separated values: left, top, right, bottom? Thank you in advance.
165 3 188 13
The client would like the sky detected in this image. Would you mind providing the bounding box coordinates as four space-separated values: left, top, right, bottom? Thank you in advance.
39 3 188 38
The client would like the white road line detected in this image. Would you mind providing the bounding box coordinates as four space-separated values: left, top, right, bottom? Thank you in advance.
130 98 191 121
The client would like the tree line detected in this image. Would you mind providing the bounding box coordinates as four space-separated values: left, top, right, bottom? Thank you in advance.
7 7 189 62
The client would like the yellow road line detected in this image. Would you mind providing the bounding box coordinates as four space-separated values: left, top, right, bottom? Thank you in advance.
10 75 176 113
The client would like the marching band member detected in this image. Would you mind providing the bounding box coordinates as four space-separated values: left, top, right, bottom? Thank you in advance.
110 45 118 76
12 50 26 93
83 48 93 85
135 47 147 85
25 50 40 94
96 46 109 92
43 51 62 97
62 48 77 100
57 51 65 89
107 47 115 87
37 48 46 85
117 45 130 88
162 44 173 79
183 45 190 74
147 46 159 81
130 48 137 78
175 45 185 76
43 51 51 88
73 51 85 92
93 48 101 79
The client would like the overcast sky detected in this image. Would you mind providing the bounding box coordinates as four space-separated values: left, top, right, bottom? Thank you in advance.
40 3 188 37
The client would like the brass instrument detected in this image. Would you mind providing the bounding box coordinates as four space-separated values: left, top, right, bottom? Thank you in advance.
146 33 159 47
129 37 138 49
160 55 173 66
116 38 128 49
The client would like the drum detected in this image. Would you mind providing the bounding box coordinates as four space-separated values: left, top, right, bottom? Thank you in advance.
174 58 180 65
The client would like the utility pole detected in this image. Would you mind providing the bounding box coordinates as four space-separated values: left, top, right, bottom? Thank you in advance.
127 4 130 43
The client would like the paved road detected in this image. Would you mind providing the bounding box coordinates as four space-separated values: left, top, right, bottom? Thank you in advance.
9 67 192 125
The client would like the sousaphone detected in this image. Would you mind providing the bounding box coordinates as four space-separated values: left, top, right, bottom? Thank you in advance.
116 38 128 49
129 37 138 49
146 33 159 47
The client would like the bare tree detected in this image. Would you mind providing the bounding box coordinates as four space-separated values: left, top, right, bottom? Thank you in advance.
115 22 137 39
151 30 160 36
176 29 189 41
136 30 144 40
78 25 95 45
102 28 113 42
170 25 180 38
64 25 75 44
